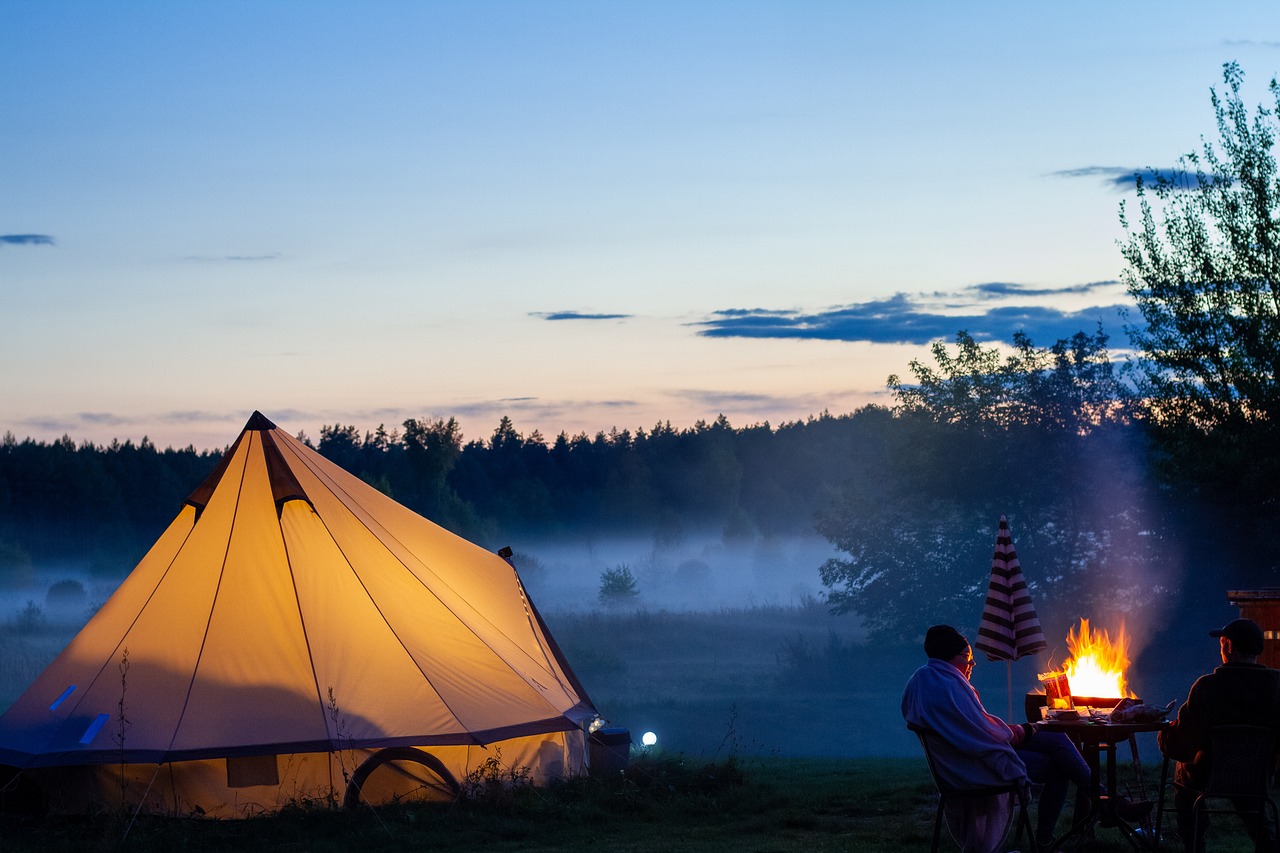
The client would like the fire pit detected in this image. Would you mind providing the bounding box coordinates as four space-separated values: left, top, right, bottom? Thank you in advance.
1025 692 1139 723
1023 619 1137 723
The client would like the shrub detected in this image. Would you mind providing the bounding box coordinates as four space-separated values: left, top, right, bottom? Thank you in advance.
775 631 864 689
460 750 533 808
598 565 640 607
12 601 46 635
46 579 87 608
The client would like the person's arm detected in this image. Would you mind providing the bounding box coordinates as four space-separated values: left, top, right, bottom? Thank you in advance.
1160 676 1208 762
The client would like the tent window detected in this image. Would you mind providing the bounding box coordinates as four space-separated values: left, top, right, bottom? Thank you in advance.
79 713 110 745
50 685 77 711
226 755 280 788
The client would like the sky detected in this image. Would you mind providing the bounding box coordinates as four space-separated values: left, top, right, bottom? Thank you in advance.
3 1 1279 452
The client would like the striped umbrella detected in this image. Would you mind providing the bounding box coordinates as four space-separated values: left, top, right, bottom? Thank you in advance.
975 516 1047 718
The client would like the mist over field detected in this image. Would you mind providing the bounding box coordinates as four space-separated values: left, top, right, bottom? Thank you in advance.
509 532 838 612
0 526 1240 764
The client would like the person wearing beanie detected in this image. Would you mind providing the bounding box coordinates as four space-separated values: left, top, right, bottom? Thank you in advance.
904 624 1147 849
1159 618 1280 852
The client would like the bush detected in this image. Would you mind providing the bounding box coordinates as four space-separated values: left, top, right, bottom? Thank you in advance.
45 579 87 608
460 750 533 808
598 565 640 607
12 601 46 635
775 631 864 689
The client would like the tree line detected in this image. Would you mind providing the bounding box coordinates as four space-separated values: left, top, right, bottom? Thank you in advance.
0 408 889 580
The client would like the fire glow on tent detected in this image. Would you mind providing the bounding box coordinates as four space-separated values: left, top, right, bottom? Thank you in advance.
0 412 600 817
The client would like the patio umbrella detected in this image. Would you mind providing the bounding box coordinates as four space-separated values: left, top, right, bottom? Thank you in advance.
974 515 1047 720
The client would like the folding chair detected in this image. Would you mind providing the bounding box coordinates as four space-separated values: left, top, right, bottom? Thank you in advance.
908 722 1040 853
1188 725 1280 853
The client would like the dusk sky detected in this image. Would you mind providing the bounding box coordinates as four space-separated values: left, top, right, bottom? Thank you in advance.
4 2 1279 451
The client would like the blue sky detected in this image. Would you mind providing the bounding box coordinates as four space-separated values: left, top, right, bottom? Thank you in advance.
3 1 1279 450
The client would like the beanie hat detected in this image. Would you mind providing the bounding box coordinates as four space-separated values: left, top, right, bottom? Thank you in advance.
925 624 970 660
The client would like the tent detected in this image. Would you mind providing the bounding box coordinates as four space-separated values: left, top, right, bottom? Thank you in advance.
0 412 598 816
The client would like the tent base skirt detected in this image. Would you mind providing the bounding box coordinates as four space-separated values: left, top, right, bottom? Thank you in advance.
20 730 586 818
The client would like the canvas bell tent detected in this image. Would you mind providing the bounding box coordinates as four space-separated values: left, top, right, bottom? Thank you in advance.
0 412 599 816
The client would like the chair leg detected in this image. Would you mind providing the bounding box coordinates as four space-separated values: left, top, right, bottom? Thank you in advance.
1265 799 1280 853
1190 797 1206 853
1014 790 1040 853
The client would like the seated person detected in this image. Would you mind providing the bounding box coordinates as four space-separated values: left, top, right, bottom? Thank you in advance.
903 624 1149 850
1159 618 1280 853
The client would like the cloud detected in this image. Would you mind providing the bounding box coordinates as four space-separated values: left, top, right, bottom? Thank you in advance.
535 311 632 321
1050 166 1200 191
695 291 1131 346
962 280 1118 299
1223 39 1280 49
185 253 281 262
1 234 55 246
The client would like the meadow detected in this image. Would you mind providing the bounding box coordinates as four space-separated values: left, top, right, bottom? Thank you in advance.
0 752 1262 853
0 590 1242 851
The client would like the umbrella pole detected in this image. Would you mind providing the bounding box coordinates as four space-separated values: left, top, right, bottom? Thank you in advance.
1006 660 1013 722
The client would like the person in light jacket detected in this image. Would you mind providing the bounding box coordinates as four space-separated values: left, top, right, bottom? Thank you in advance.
904 624 1147 850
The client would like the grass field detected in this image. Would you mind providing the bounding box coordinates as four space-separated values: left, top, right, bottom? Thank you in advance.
1 752 1263 853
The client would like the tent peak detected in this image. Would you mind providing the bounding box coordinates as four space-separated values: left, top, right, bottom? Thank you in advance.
244 411 278 431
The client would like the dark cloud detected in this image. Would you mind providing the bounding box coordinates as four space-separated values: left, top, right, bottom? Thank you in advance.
696 294 1130 346
1050 166 1200 191
965 280 1118 299
536 311 632 321
1 234 55 246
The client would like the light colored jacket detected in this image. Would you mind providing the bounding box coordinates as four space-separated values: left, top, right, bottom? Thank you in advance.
902 657 1028 789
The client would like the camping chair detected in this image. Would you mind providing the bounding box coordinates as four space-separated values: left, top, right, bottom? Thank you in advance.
1187 725 1280 853
908 722 1040 853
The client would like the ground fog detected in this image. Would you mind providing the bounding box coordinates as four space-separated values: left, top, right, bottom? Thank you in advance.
0 534 1228 764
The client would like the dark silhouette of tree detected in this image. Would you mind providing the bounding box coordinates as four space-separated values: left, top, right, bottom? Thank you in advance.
1120 62 1280 504
820 330 1162 641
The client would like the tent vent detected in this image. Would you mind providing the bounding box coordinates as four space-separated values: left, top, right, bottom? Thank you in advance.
49 685 76 711
227 755 280 788
79 713 109 745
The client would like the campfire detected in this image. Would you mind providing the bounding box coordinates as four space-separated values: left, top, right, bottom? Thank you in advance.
1026 618 1137 721
1061 618 1135 700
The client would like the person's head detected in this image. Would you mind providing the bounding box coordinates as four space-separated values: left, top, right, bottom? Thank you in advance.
925 624 974 678
1210 618 1265 663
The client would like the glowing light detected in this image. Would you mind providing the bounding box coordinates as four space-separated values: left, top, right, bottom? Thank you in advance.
1062 618 1134 699
641 731 657 747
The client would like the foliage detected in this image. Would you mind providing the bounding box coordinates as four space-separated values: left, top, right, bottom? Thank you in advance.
0 433 220 573
889 328 1132 432
1119 62 1280 502
0 409 900 579
597 564 640 606
459 749 534 808
774 631 865 689
44 580 86 608
10 601 46 635
822 329 1166 641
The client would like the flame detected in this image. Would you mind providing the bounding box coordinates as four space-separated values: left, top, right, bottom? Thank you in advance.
1061 618 1134 699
